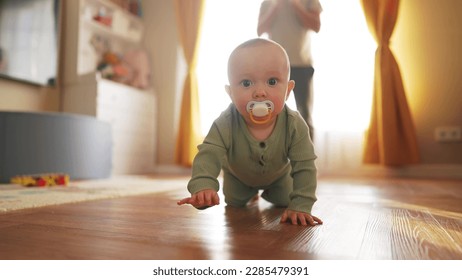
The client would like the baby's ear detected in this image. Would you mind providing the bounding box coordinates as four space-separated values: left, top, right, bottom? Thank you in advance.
225 85 231 95
286 80 295 100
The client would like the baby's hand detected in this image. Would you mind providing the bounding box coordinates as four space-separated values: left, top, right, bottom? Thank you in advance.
177 189 220 209
280 209 323 226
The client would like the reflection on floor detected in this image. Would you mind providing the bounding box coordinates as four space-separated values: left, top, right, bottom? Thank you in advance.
0 176 461 260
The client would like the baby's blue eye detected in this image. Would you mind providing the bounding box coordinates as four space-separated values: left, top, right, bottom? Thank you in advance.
268 78 277 86
241 80 252 87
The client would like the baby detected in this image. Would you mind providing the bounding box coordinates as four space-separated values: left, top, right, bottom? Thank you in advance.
178 38 322 226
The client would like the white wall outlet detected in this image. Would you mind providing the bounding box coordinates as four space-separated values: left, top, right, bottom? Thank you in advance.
434 126 462 142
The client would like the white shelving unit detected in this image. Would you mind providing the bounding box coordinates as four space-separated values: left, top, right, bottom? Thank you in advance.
63 0 156 175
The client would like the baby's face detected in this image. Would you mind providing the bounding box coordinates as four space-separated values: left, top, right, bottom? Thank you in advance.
226 43 294 126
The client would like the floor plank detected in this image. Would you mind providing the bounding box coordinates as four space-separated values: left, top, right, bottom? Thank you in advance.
0 176 461 260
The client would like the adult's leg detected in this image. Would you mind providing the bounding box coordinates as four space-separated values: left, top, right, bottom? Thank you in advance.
290 66 315 140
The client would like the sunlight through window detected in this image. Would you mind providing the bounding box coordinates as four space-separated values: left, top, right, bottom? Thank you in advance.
197 0 262 135
311 0 376 132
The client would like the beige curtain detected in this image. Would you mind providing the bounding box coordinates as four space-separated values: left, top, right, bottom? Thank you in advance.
174 0 206 166
360 0 420 166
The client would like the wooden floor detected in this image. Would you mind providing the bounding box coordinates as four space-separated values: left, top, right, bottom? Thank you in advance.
0 175 461 260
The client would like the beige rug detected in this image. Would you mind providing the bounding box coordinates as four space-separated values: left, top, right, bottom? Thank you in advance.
0 175 187 212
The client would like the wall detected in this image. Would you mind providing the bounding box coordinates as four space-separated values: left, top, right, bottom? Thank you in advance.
142 0 184 166
0 79 59 111
393 0 462 164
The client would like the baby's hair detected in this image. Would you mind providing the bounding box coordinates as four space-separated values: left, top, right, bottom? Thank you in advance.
236 37 274 48
227 38 291 79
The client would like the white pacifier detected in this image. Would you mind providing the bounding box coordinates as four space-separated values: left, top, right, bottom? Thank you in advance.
246 100 274 124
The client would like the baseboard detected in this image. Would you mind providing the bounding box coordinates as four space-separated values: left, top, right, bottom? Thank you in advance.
154 163 462 180
153 164 192 176
318 164 462 180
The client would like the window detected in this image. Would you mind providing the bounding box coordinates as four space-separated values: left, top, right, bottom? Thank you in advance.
196 0 262 135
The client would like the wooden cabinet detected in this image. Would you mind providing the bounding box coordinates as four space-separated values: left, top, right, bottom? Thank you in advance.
62 0 156 175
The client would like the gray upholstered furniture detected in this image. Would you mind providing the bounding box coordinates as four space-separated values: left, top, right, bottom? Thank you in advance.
0 111 112 183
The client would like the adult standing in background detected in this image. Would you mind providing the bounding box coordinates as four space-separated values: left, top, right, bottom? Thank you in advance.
257 0 322 140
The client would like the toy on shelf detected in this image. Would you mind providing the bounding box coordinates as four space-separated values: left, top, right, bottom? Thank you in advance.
91 34 150 89
93 7 112 27
90 34 132 85
11 173 70 187
123 49 150 89
110 0 143 17
96 51 133 84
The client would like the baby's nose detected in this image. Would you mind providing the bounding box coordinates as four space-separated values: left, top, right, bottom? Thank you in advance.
253 86 267 98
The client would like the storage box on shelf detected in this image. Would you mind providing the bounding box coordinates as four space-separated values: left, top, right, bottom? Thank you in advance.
63 0 156 175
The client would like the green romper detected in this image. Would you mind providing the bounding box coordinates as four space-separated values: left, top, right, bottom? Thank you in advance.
187 104 318 214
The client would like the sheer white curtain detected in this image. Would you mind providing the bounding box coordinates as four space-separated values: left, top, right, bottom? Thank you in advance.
197 0 375 175
310 0 375 174
196 0 262 135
